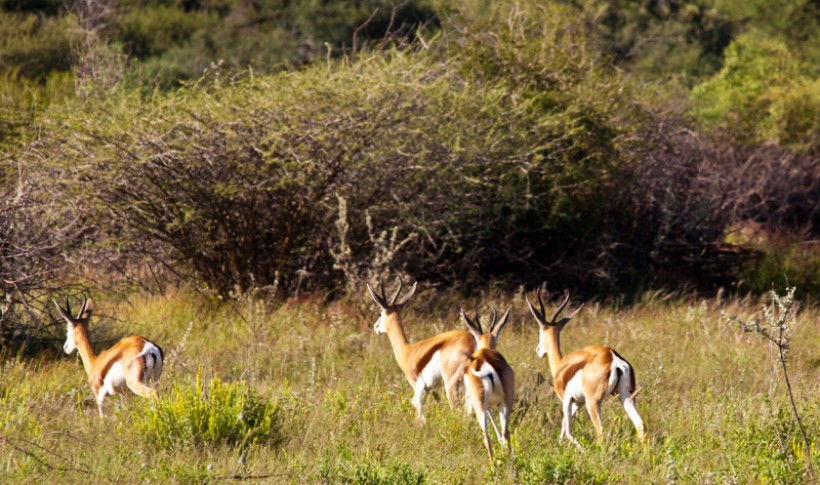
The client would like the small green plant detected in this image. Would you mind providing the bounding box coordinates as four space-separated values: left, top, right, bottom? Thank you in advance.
512 447 605 484
724 287 815 483
131 368 282 450
318 455 426 485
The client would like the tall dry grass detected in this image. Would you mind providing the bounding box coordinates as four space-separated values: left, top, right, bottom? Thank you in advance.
1 286 817 483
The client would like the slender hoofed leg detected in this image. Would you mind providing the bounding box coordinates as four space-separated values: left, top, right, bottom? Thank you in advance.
562 397 582 449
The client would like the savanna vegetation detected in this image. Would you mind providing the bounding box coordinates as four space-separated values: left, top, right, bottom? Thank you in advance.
1 0 818 483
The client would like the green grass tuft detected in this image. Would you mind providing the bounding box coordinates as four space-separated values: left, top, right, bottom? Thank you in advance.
131 368 282 450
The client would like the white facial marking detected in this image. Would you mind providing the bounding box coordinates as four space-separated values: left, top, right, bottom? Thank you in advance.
373 313 386 334
64 325 76 354
536 331 548 358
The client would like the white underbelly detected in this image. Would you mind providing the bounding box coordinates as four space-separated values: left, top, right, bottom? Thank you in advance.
419 351 442 387
104 362 126 394
564 369 586 403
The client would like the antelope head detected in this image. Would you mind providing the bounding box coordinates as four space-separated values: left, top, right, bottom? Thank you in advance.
460 306 512 350
53 296 93 355
526 284 584 358
366 278 417 334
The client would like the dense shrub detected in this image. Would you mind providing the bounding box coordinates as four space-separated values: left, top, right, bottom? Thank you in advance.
12 0 818 298
132 371 282 449
0 159 90 352
20 2 658 295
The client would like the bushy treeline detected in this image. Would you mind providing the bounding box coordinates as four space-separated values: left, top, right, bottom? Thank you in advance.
7 1 817 305
2 0 818 151
0 0 435 87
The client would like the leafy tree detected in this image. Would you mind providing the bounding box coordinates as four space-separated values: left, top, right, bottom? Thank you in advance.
691 32 819 150
568 0 736 80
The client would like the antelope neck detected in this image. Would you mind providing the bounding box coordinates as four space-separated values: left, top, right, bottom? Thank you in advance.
383 312 411 368
72 324 98 375
542 325 564 379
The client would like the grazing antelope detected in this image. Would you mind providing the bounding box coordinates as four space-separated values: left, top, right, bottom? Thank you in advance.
526 284 645 448
54 296 164 417
367 279 476 422
461 308 515 461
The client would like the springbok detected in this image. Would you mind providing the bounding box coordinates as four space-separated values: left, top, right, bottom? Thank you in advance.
526 284 645 448
54 296 164 417
367 278 475 422
461 308 515 461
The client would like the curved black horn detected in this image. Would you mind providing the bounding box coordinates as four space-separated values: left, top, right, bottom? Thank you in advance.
389 278 403 306
488 308 498 333
550 290 571 324
78 295 88 320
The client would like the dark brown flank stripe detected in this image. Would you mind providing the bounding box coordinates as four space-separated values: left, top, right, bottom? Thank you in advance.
411 340 448 381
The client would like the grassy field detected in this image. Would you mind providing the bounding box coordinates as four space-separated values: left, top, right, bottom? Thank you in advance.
1 286 818 484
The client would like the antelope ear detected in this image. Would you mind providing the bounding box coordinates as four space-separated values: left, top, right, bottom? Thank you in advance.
460 307 482 341
492 306 512 338
366 283 388 310
560 302 585 327
395 281 417 307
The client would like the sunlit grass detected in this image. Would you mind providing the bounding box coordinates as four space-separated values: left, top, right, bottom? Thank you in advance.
1 288 818 483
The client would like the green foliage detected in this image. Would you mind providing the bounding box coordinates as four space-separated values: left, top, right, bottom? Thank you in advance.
131 369 282 450
318 456 426 485
0 0 437 90
0 13 80 79
22 0 669 295
0 69 74 147
724 287 816 482
739 235 820 296
113 5 214 59
4 0 817 296
691 31 820 149
512 447 605 484
715 0 820 73
574 0 735 80
732 406 814 483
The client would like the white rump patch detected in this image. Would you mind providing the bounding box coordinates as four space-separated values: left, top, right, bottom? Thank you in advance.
135 341 164 385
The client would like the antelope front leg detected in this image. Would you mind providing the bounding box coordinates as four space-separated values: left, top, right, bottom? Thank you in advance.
95 390 107 418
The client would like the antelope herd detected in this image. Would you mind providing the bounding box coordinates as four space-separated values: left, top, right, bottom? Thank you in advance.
56 278 645 462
